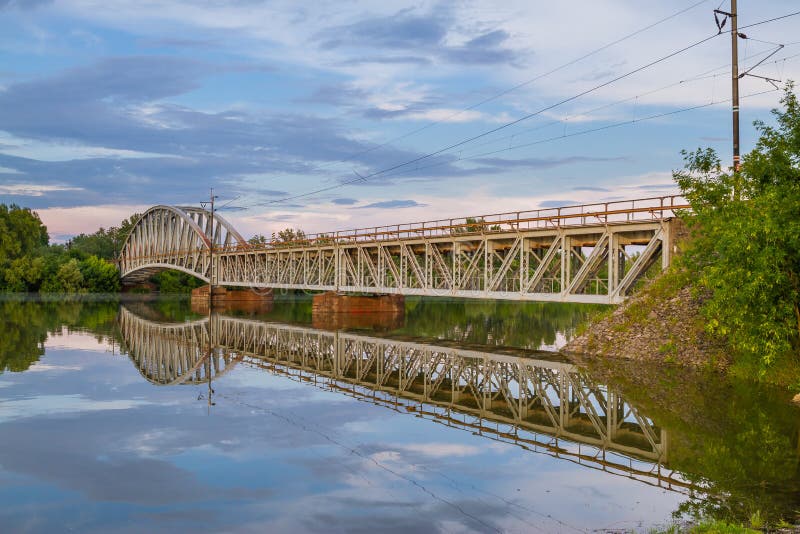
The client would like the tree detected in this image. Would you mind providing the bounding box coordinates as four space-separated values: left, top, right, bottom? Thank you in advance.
674 85 800 372
80 256 121 293
3 256 44 292
0 204 48 262
69 213 141 260
249 234 268 246
271 228 307 246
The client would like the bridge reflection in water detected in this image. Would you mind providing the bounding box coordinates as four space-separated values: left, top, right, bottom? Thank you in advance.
118 306 693 495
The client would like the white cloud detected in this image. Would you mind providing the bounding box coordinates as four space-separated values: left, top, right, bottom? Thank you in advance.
397 442 481 458
0 395 150 423
0 131 178 162
0 183 83 196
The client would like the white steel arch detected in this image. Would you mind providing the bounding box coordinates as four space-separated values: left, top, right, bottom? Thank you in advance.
119 205 247 283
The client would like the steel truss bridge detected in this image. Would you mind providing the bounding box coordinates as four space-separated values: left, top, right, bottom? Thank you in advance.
119 196 687 304
118 306 692 493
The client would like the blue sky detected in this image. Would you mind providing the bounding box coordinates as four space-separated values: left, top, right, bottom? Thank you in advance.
0 0 798 240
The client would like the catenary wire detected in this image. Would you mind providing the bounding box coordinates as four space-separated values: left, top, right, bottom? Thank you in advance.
228 9 800 210
217 0 710 211
238 30 726 208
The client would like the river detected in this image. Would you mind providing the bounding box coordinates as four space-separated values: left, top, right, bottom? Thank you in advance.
0 295 798 532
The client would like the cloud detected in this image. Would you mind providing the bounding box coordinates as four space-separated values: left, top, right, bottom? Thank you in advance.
337 55 432 67
0 183 83 196
331 197 358 205
538 199 580 208
473 155 626 170
299 84 371 107
441 30 518 65
0 56 477 209
388 108 488 123
317 9 446 51
573 186 610 192
0 0 50 10
314 7 520 66
355 199 425 209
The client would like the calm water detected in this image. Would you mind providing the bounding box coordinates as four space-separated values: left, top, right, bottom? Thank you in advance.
0 295 798 533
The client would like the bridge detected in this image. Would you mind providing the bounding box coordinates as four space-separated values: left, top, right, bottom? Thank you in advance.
117 306 692 493
118 196 688 304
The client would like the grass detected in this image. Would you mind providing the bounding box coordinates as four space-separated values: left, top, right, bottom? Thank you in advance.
690 519 760 533
651 519 762 533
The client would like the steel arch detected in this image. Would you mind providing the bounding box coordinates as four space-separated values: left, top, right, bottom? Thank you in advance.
119 205 247 283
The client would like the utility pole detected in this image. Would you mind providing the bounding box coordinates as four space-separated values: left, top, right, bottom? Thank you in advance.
208 188 218 308
730 0 740 175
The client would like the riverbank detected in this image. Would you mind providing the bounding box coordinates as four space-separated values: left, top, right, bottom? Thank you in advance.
564 269 728 368
564 268 800 390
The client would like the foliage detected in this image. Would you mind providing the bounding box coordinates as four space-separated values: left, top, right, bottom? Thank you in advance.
453 217 501 233
68 213 140 260
0 204 49 262
0 204 132 294
271 228 307 246
248 234 268 246
674 85 800 374
151 270 205 293
80 255 121 293
689 520 759 533
0 297 119 373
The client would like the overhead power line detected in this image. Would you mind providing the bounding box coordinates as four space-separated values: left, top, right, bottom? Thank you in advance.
231 7 800 211
359 88 780 185
461 45 799 154
221 0 709 211
243 30 724 208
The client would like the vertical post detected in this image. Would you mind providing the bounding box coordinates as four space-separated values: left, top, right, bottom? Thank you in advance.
730 0 741 177
208 188 217 308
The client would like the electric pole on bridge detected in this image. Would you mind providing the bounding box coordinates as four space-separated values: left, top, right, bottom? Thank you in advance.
714 1 784 195
714 1 740 178
730 0 740 176
205 188 218 308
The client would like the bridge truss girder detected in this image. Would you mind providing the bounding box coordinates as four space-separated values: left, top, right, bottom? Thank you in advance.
215 221 671 304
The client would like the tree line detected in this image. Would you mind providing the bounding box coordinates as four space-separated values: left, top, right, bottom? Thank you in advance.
0 205 120 293
674 84 800 378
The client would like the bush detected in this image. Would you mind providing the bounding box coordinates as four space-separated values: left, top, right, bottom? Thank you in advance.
675 85 800 374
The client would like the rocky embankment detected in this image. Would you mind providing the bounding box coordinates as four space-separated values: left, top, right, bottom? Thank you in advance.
564 280 728 368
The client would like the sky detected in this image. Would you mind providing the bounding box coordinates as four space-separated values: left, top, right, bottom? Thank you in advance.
0 0 798 241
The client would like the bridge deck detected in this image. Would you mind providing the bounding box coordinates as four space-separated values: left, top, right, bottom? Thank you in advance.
119 196 688 304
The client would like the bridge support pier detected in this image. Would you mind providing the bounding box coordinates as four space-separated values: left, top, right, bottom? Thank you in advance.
312 291 404 315
191 285 273 314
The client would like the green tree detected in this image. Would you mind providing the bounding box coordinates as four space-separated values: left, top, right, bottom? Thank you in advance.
674 85 800 372
271 228 307 247
69 213 141 260
0 204 48 262
3 256 45 292
249 234 268 246
152 270 204 293
80 255 121 292
40 258 84 293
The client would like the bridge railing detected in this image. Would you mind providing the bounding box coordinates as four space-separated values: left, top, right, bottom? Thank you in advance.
121 195 689 264
214 194 688 252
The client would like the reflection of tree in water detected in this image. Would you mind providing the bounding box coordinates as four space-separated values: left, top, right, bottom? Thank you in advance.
122 297 204 323
0 297 120 373
116 295 598 350
7 296 799 525
399 298 602 349
580 357 800 526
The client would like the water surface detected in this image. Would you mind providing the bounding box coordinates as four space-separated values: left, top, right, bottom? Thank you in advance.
0 295 798 532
